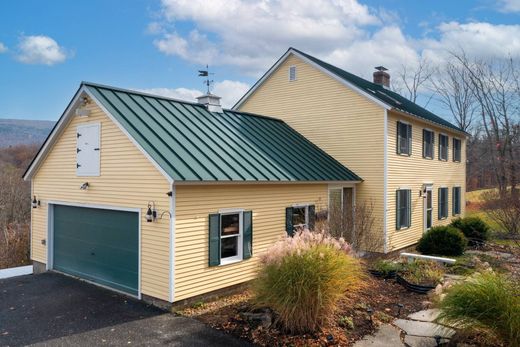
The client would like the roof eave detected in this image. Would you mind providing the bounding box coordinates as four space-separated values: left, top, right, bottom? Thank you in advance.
390 108 469 136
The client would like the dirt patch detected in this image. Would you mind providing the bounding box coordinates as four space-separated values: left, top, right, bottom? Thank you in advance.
179 275 428 346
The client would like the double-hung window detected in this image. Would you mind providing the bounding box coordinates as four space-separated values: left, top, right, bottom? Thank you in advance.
397 121 412 155
396 189 411 229
285 204 316 236
452 187 461 215
453 138 461 162
438 188 449 219
423 129 434 159
208 210 252 266
439 134 449 161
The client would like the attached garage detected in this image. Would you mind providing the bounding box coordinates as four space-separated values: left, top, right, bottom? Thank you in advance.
51 204 139 297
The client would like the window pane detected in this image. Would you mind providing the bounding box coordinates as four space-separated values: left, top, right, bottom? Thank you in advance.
221 236 238 258
292 207 306 227
397 190 410 228
221 213 240 236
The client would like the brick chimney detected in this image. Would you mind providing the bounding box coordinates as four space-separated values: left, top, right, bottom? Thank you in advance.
196 93 223 113
373 66 390 88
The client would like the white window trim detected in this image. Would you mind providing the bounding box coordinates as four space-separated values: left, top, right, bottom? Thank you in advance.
219 210 243 266
291 204 310 230
288 65 297 81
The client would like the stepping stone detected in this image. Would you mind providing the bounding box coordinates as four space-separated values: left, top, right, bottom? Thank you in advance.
394 319 455 339
407 309 440 322
404 335 449 347
353 324 403 347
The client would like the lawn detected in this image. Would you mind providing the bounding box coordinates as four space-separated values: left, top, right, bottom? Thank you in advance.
465 188 501 231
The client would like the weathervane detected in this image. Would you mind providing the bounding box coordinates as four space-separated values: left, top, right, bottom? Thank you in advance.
198 65 214 94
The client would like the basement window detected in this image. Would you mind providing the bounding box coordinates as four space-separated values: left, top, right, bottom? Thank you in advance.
289 66 297 81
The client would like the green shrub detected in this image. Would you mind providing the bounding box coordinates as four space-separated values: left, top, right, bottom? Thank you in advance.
370 259 402 276
450 217 490 244
437 272 520 346
400 260 445 286
253 230 364 334
416 226 467 256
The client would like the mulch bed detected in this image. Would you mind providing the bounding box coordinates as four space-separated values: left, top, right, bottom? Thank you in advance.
179 274 428 346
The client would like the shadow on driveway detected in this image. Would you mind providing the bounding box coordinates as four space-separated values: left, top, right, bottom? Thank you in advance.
0 272 251 346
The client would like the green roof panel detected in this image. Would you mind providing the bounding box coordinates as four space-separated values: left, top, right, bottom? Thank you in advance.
85 82 361 182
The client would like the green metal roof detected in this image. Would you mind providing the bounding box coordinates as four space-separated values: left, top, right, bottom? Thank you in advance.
290 48 466 134
85 82 361 182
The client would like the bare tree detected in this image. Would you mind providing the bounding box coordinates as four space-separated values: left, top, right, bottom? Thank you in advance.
431 60 476 132
393 57 435 105
453 51 520 197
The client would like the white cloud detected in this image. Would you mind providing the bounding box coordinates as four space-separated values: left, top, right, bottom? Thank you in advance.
153 0 380 76
497 0 520 12
0 42 7 53
139 79 250 108
16 35 69 65
422 22 520 64
150 0 520 97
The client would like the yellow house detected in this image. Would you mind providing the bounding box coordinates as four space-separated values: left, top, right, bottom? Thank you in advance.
235 48 467 253
23 82 361 304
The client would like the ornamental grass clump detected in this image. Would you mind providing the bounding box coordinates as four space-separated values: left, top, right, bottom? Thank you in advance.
253 230 365 334
437 272 520 347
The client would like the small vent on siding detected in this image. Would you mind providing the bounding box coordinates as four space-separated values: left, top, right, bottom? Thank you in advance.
289 66 297 81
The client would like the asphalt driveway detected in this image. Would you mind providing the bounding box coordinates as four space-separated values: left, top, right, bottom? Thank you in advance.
0 272 250 347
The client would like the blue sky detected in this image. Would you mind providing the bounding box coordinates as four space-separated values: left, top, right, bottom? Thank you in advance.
1 0 519 121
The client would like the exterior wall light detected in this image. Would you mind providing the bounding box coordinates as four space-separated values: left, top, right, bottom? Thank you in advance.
80 182 89 190
146 202 157 222
32 196 40 209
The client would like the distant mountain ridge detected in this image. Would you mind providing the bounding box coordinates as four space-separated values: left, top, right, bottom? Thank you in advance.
0 119 55 148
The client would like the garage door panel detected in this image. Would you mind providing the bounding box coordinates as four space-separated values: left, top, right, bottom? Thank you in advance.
53 205 139 296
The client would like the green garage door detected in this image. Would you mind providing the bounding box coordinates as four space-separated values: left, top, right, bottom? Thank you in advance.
53 205 139 296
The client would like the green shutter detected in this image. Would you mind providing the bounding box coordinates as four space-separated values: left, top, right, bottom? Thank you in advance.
308 205 316 230
396 190 401 229
407 124 412 155
285 207 294 236
396 122 401 154
208 213 221 267
407 189 412 228
422 129 426 158
243 211 253 259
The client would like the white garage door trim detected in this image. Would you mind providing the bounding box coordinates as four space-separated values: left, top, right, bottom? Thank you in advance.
46 201 142 299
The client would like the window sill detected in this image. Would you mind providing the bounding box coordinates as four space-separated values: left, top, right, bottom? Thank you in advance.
219 257 243 266
397 153 412 157
438 217 447 220
438 159 447 162
397 226 411 231
423 156 434 160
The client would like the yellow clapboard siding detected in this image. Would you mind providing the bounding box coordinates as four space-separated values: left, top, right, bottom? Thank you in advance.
31 101 172 301
386 111 466 251
238 53 386 250
174 184 328 301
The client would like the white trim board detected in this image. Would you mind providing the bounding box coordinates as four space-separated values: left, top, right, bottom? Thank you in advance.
169 184 176 303
0 265 33 279
383 109 388 253
46 201 142 300
23 85 174 185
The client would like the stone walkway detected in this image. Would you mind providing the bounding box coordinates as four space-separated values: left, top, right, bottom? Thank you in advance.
353 309 455 347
